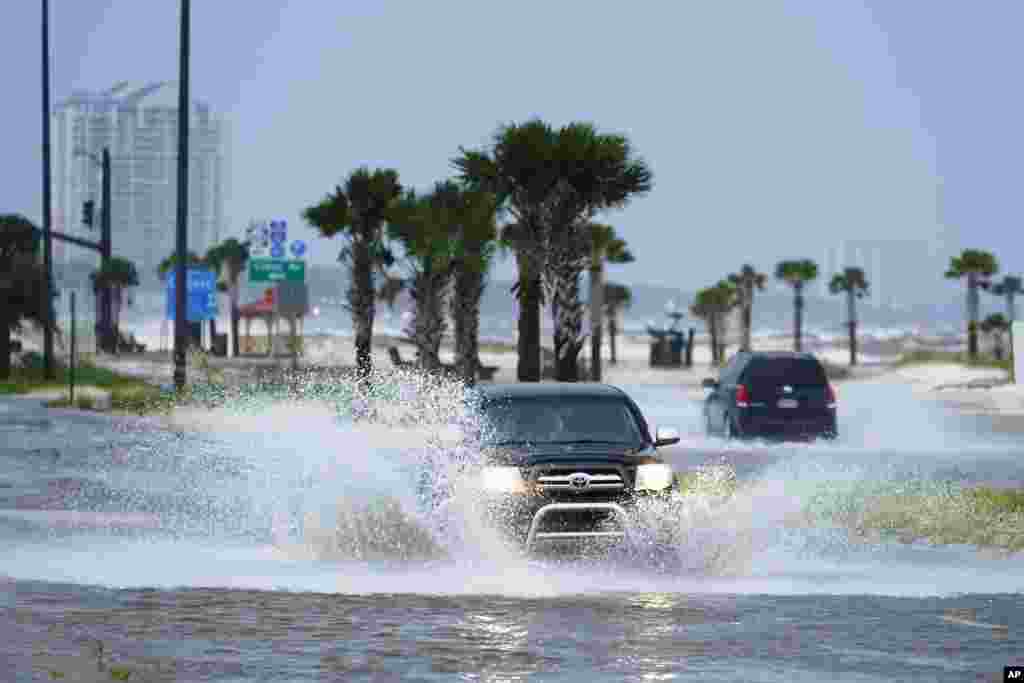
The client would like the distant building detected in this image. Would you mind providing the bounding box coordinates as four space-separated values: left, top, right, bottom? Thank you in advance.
52 81 228 285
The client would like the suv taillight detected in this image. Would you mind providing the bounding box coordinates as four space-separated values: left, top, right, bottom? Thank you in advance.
735 384 750 408
826 383 837 408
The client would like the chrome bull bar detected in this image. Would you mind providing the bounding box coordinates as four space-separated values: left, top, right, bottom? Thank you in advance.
524 502 632 553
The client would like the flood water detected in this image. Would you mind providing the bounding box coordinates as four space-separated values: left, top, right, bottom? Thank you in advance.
1 373 1022 681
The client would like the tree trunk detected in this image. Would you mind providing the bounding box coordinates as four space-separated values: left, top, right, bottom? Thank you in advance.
547 226 590 383
229 280 241 357
93 288 102 355
847 289 858 366
351 234 376 379
741 299 752 352
517 269 542 383
967 277 979 360
407 267 449 373
708 316 719 366
793 282 804 353
0 321 11 380
549 261 585 383
589 264 604 382
111 286 123 355
453 259 485 387
607 315 618 366
101 284 117 354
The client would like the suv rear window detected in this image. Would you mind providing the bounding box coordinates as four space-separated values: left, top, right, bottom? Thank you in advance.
742 358 827 387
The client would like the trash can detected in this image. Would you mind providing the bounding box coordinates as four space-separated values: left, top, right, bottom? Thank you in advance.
212 333 228 357
668 333 684 366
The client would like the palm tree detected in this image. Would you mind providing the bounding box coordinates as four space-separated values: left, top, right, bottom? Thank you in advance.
727 265 766 353
449 186 499 386
945 249 998 361
990 275 1022 324
90 257 139 354
303 167 403 378
828 267 870 366
454 119 562 382
689 281 738 366
980 313 1010 360
588 224 634 381
544 123 653 382
775 259 819 352
386 182 461 372
1 214 57 379
210 238 250 357
376 274 405 311
603 282 632 366
157 251 204 280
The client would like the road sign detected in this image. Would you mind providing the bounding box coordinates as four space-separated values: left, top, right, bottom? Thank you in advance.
248 258 305 283
165 268 218 321
290 240 306 258
269 219 287 244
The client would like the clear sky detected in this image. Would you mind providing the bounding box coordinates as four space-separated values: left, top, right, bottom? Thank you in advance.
3 1 1022 306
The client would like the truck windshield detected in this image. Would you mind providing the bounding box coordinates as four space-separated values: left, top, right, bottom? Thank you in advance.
478 397 644 446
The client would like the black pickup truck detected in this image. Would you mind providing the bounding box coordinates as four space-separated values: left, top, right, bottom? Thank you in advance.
454 383 681 554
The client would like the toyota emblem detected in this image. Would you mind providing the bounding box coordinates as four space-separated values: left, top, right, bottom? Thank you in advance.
569 472 591 491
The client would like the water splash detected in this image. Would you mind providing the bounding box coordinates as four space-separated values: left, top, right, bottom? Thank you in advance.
3 368 1023 597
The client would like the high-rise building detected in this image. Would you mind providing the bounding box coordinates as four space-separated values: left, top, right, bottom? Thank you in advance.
52 81 228 286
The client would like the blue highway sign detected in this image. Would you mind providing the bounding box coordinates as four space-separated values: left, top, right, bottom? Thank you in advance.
165 268 218 321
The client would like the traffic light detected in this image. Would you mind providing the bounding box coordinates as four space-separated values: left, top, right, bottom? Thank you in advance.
82 200 95 228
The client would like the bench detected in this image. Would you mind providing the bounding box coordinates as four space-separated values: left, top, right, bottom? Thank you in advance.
476 363 499 381
388 346 414 368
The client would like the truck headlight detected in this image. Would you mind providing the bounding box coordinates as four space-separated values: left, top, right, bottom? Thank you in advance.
635 463 674 492
481 466 527 493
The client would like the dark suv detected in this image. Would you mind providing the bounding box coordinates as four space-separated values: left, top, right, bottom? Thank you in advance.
458 383 681 554
702 352 837 441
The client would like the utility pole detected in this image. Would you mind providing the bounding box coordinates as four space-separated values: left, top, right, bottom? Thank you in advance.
41 0 55 379
100 148 112 352
173 0 191 391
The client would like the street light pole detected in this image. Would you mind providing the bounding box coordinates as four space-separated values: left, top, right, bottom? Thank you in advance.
41 0 55 380
101 148 112 352
173 0 191 391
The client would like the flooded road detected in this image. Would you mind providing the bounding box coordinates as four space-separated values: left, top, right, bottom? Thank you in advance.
1 376 1022 681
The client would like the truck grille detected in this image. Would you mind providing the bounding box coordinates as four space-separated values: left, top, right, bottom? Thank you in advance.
535 471 625 493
